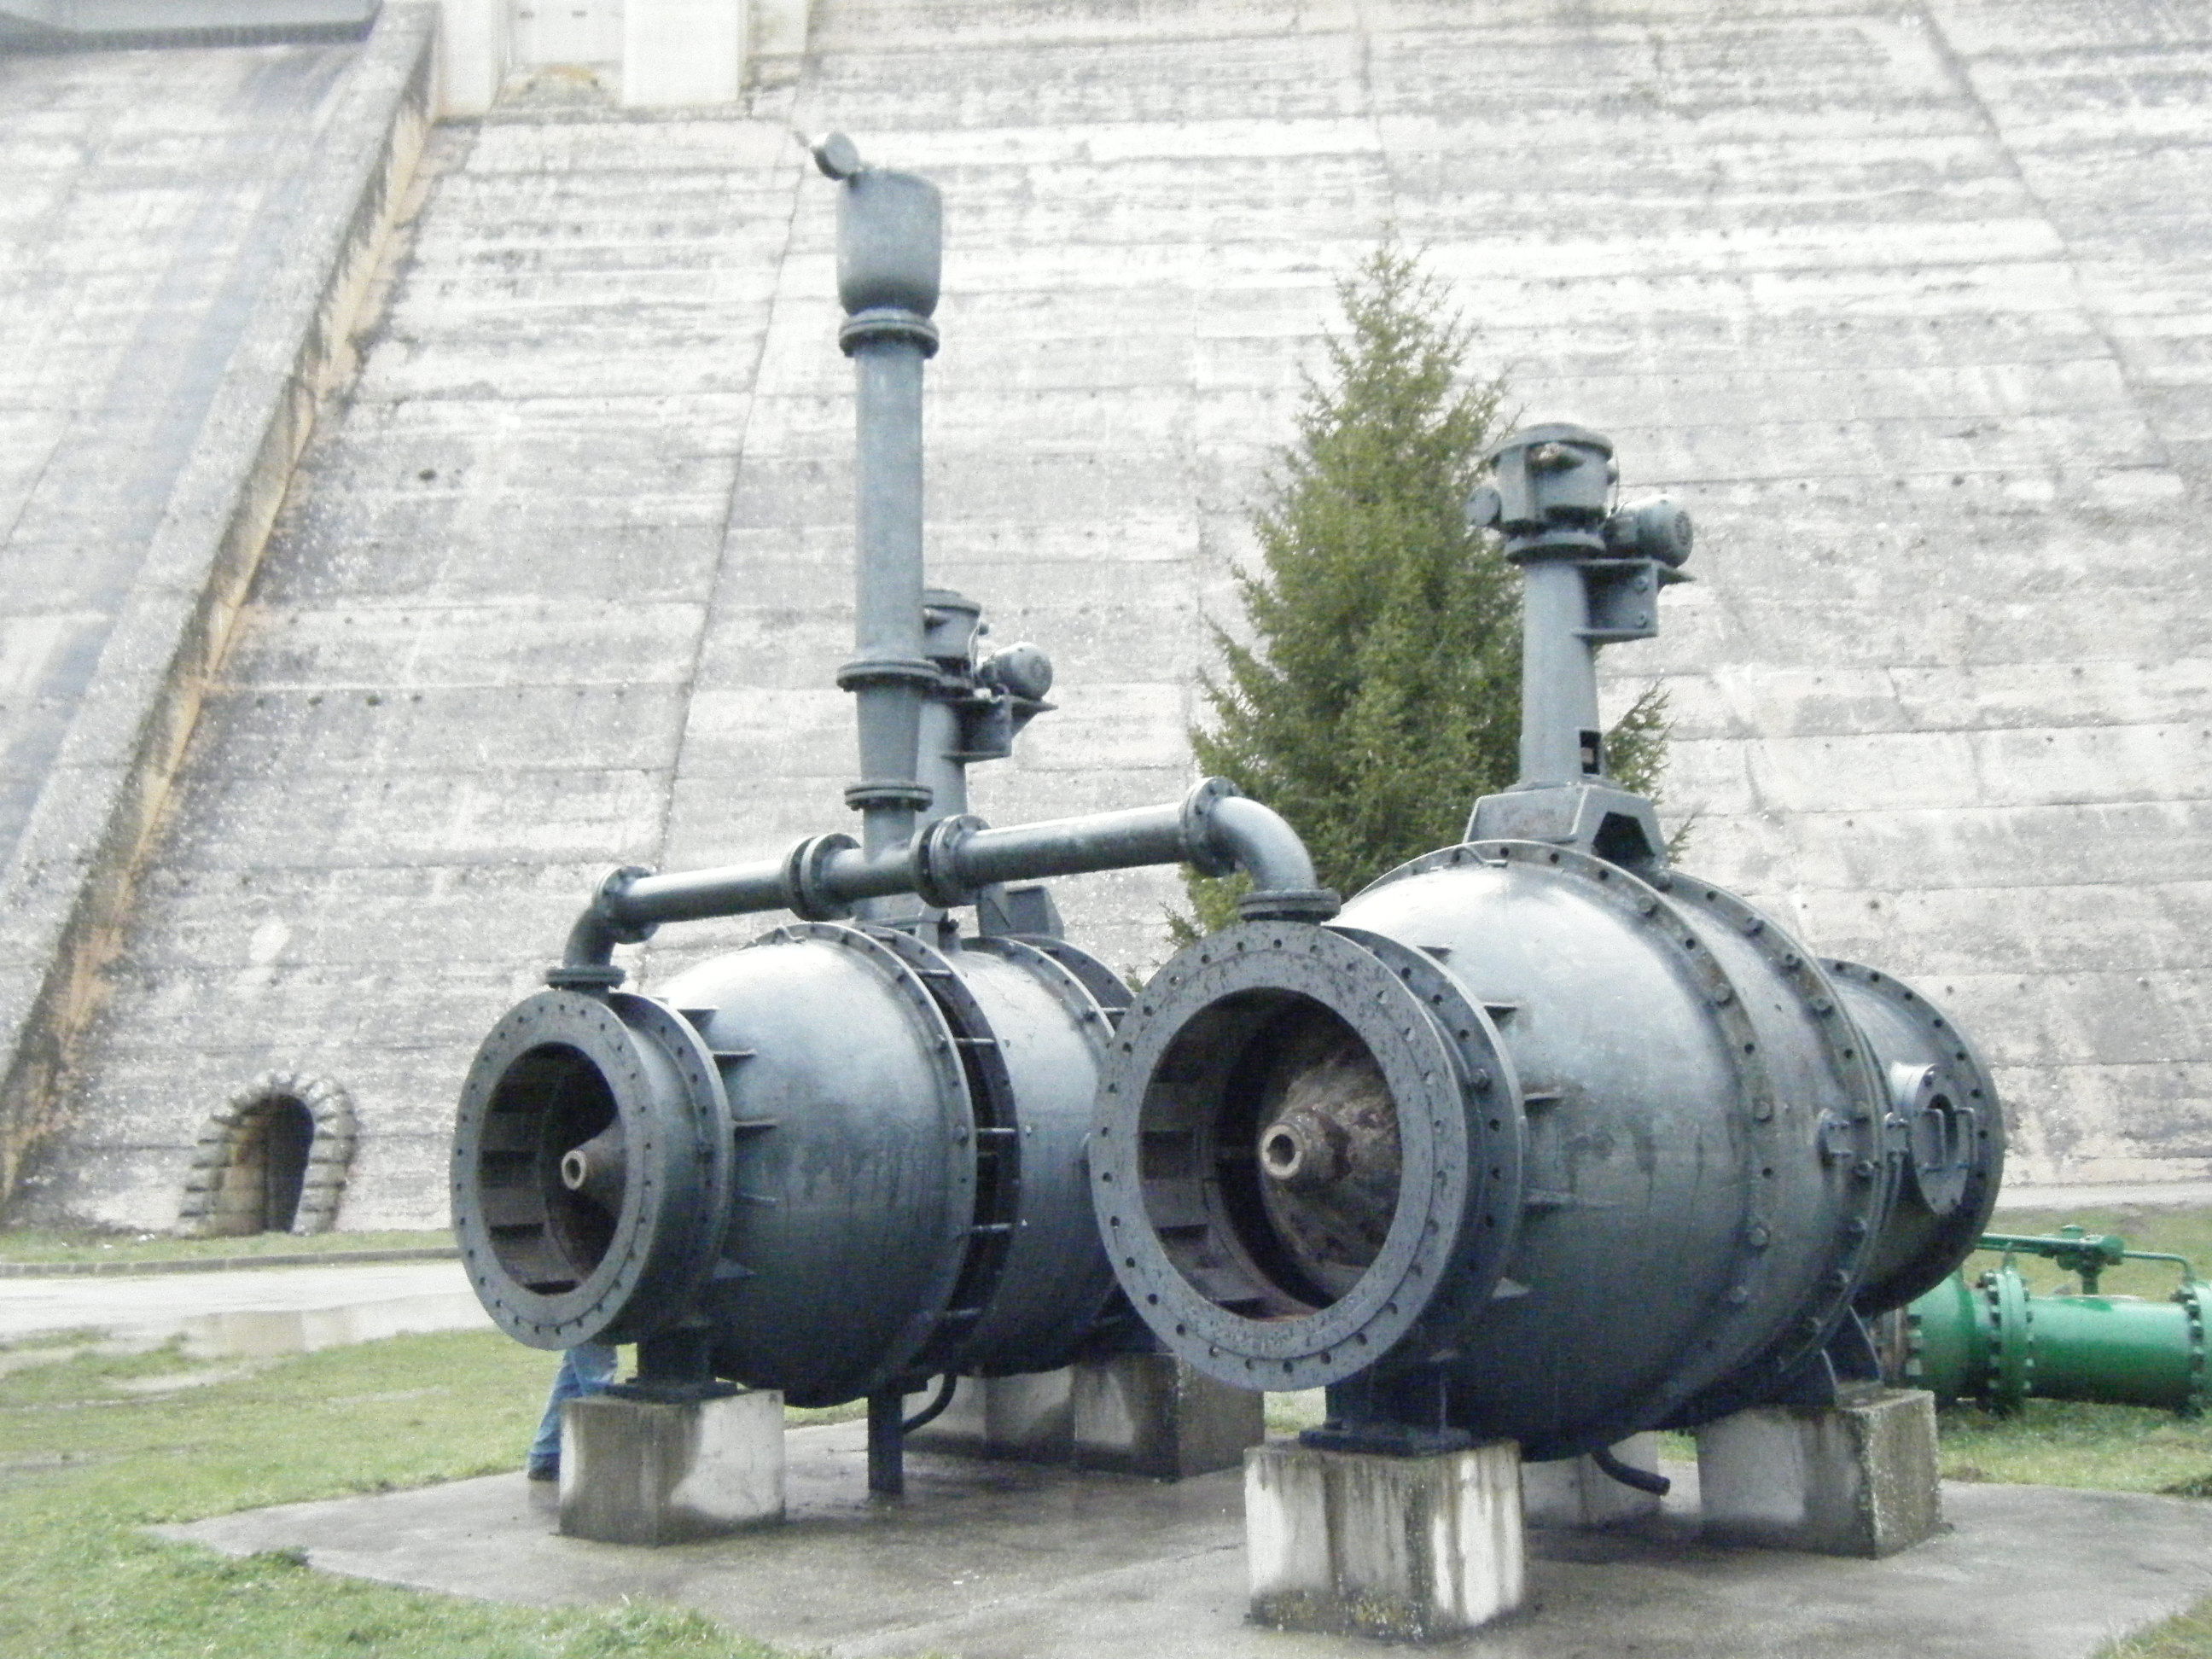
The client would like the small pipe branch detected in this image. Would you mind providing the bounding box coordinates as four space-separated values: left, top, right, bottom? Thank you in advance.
550 780 1336 981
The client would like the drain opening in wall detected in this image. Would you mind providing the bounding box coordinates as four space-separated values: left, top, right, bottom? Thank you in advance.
177 1073 358 1237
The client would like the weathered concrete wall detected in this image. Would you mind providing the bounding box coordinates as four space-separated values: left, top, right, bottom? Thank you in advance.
0 8 434 1213
11 77 815 1225
12 0 2209 1229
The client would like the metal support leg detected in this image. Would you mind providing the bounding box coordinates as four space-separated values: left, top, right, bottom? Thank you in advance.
606 1324 736 1405
868 1388 906 1496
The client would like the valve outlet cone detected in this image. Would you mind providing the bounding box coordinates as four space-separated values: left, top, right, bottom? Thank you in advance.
1254 1021 1400 1303
558 1121 629 1218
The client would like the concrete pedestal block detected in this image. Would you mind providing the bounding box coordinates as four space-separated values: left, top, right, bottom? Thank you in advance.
908 1358 1262 1479
1246 1439 1525 1641
1522 1433 1664 1527
559 1390 784 1545
1696 1387 1940 1557
1074 1353 1264 1478
909 1371 1074 1460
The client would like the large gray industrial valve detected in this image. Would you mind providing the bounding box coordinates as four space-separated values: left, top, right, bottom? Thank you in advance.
1091 425 2005 1460
454 922 1121 1405
450 140 1336 1474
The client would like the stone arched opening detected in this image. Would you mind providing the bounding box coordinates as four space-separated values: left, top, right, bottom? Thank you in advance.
177 1073 358 1237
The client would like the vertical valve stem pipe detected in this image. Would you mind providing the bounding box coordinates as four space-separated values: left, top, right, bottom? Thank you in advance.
1480 424 1617 789
1516 560 1603 787
832 163 944 859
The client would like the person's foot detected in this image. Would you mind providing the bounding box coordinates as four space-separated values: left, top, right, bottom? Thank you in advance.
526 1459 558 1482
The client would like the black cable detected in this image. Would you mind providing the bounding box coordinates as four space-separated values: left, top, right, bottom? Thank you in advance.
901 1373 958 1434
1592 1443 1671 1496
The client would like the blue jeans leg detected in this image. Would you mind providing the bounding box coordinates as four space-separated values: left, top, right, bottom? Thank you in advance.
527 1341 620 1473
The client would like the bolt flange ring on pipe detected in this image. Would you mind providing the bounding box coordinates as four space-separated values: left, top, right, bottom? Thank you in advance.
838 310 941 356
2180 1278 2210 1418
1091 921 1520 1393
453 989 731 1349
1176 777 1240 878
1989 1260 2035 1411
782 832 859 922
915 813 987 910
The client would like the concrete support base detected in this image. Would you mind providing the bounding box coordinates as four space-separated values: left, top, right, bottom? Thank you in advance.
910 1356 1263 1480
1522 1433 1664 1528
1246 1439 1525 1642
1696 1387 1941 1557
559 1390 785 1545
1074 1353 1265 1478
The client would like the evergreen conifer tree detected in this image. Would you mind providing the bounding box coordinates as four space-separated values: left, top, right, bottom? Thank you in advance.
1180 246 1667 934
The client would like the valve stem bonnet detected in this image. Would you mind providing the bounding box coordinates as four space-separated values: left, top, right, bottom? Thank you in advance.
838 165 941 318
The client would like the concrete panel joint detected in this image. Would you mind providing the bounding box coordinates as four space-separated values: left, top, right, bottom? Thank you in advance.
1696 1387 1941 1557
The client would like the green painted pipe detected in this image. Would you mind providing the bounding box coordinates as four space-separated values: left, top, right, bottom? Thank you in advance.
1898 1229 2210 1417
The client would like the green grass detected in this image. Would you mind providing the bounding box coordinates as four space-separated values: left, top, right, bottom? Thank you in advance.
0 1225 455 1265
2105 1600 2212 1659
0 1328 793 1658
1938 1398 2212 1494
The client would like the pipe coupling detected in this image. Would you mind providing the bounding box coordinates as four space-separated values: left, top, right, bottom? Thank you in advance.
1175 777 1242 878
782 832 859 922
835 656 942 693
1237 887 1342 923
838 309 940 358
915 813 987 910
844 780 934 812
591 865 655 945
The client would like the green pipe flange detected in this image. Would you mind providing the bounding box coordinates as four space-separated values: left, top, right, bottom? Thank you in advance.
1987 1263 2034 1413
2177 1278 2209 1420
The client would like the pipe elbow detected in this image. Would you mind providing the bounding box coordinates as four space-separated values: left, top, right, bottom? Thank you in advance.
550 866 656 987
1182 781 1339 923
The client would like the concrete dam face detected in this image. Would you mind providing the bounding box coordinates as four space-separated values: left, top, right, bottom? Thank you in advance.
0 0 2206 1232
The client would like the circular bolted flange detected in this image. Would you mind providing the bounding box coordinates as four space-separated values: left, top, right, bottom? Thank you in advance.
1636 871 1894 1419
451 989 731 1350
782 831 859 922
1091 921 1522 1393
1828 958 2005 1315
913 814 987 911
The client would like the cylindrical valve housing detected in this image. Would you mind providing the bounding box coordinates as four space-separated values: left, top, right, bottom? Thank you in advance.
454 925 1123 1404
1090 841 2004 1458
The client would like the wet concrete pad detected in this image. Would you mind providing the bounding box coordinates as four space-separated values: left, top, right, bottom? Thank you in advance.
162 1422 2212 1659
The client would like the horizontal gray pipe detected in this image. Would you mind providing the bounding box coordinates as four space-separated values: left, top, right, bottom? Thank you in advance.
558 781 1330 972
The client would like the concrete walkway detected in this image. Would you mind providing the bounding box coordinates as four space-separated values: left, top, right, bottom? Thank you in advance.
0 1259 487 1355
166 1420 2212 1659
15 1228 2210 1653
